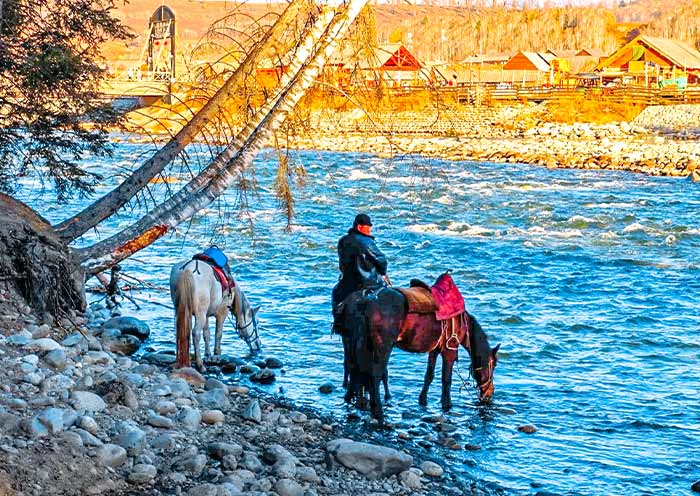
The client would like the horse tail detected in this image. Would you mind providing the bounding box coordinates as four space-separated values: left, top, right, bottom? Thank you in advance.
175 269 194 368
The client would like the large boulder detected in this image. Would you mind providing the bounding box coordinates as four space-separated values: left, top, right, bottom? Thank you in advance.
326 439 412 479
101 317 150 341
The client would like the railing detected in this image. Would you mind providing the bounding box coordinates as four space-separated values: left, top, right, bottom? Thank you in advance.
373 84 700 106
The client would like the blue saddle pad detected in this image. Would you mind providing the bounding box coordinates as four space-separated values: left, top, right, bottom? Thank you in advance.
202 246 228 269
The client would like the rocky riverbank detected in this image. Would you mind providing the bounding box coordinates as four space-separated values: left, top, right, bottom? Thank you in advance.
281 105 700 179
0 293 490 496
123 101 700 180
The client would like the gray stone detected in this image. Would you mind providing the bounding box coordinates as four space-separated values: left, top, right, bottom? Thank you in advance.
242 399 261 423
265 357 283 369
204 378 226 390
83 351 112 365
71 391 106 412
202 409 225 424
326 439 412 479
147 412 174 428
122 373 145 388
222 455 238 470
58 431 84 449
239 453 262 472
186 483 219 496
102 316 151 341
79 416 99 435
127 463 157 484
141 352 176 366
0 412 20 433
420 461 443 477
75 428 103 446
28 408 66 437
6 398 27 410
274 479 303 496
44 348 68 370
153 400 177 415
297 466 319 483
273 459 297 478
262 444 296 464
41 373 75 393
250 368 275 384
32 324 51 339
116 422 146 455
96 443 127 468
174 453 207 477
177 406 202 430
197 388 230 409
318 382 334 394
7 334 31 346
151 432 178 451
61 333 85 347
102 333 141 356
83 479 116 495
29 338 62 353
208 442 243 460
289 411 307 424
399 470 422 489
23 372 43 385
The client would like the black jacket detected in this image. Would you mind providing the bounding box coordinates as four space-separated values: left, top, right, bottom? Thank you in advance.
336 228 388 291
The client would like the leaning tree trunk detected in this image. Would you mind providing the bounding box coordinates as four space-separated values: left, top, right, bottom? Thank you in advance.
54 0 313 243
80 0 369 275
0 194 85 322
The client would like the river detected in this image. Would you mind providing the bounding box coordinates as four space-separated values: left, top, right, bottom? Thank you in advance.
17 142 700 495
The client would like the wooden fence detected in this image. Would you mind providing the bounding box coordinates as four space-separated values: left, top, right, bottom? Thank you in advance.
380 85 700 106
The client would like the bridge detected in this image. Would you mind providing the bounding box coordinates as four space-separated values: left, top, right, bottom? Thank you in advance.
98 79 171 110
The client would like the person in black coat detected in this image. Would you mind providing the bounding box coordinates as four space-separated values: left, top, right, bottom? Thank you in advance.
331 213 391 331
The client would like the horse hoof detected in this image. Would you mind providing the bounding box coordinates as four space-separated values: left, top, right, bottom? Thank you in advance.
441 402 452 411
418 396 427 407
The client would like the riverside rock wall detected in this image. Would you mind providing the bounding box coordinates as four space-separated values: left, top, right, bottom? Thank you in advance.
289 105 700 180
632 104 700 137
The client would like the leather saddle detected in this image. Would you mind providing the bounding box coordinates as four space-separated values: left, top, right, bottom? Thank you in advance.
397 279 437 314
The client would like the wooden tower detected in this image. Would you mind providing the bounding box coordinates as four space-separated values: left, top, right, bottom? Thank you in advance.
147 5 176 81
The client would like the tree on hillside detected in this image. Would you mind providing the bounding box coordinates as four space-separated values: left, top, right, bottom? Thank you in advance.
0 0 370 322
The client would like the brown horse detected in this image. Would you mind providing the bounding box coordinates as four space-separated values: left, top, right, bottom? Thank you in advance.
340 284 499 423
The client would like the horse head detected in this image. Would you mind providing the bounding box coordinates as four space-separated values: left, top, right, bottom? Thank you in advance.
231 285 262 353
473 343 499 402
468 314 499 403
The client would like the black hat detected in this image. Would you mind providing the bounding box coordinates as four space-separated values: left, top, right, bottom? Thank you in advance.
353 213 372 227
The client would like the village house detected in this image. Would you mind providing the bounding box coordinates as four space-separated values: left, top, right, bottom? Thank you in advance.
595 35 700 86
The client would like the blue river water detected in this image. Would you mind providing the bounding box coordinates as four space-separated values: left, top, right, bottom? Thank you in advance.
17 142 700 495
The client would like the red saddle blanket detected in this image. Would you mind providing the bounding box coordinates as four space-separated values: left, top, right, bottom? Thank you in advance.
431 272 465 321
193 254 235 292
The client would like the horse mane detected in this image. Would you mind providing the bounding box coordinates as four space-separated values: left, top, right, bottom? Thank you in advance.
468 314 490 364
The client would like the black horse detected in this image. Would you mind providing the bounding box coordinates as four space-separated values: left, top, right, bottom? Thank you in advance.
340 285 499 423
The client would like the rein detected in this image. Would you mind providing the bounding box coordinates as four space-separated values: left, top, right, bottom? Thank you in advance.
228 311 259 348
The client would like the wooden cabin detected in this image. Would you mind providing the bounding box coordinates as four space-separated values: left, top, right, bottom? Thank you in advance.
596 35 700 85
329 43 425 88
502 51 552 86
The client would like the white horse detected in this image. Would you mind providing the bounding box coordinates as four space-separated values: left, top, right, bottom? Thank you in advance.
170 258 261 370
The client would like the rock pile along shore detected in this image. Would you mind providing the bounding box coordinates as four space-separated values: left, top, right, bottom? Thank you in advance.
0 295 487 496
279 104 700 180
123 102 700 181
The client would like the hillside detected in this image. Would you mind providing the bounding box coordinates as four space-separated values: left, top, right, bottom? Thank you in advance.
106 0 700 74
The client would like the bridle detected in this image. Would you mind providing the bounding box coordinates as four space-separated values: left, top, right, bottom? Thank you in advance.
472 354 495 399
228 307 260 349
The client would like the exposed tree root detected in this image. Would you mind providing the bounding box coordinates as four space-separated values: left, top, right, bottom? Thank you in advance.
0 194 85 322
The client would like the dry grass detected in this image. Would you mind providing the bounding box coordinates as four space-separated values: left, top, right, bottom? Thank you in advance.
544 96 646 124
